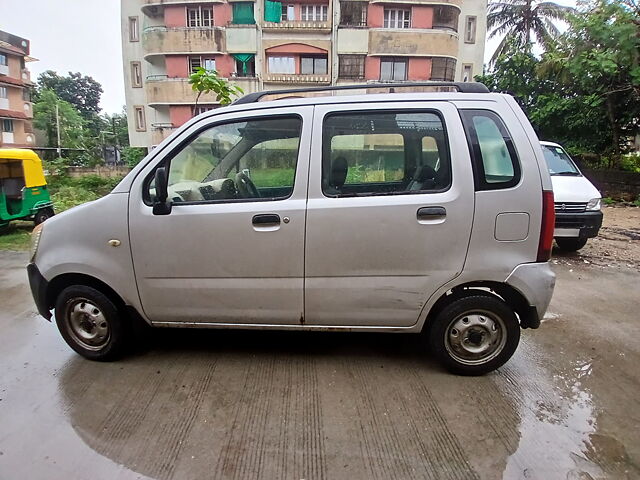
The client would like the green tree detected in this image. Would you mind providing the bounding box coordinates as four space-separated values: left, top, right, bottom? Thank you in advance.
188 68 244 109
538 0 640 160
487 0 574 62
33 89 85 152
36 70 103 119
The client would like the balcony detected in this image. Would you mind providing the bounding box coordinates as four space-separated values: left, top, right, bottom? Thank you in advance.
151 123 178 145
370 0 461 5
368 29 458 57
262 20 331 33
263 73 331 84
142 27 225 59
146 76 259 105
141 0 224 17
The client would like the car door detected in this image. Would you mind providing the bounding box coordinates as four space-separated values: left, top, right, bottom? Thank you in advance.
304 101 475 327
128 106 312 325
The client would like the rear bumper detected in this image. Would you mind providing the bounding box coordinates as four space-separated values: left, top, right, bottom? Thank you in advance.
506 262 556 324
554 211 603 239
27 263 52 320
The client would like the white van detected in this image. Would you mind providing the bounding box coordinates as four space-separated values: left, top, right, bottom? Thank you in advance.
27 83 556 375
541 141 603 251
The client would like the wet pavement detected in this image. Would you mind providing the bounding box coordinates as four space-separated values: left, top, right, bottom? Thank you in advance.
0 250 638 480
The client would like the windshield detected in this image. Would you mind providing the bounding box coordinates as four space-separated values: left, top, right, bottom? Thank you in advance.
542 145 581 176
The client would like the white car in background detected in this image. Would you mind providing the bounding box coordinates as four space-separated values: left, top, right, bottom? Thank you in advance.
541 141 603 252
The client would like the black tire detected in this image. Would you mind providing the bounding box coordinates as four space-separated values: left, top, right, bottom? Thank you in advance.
54 285 127 361
34 207 55 225
555 237 588 252
428 295 520 376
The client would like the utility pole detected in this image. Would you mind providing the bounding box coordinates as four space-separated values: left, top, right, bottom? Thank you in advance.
55 102 62 159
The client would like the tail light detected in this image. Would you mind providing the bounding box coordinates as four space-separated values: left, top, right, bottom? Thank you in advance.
537 190 555 262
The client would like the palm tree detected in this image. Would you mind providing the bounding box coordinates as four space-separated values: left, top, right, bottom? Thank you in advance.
488 0 575 62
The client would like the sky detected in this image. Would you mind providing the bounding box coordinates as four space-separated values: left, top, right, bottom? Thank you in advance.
0 0 125 114
0 0 579 115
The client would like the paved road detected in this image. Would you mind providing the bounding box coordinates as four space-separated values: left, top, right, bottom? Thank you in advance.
0 251 638 480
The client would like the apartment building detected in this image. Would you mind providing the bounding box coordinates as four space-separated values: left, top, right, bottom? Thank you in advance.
0 30 36 148
121 0 487 148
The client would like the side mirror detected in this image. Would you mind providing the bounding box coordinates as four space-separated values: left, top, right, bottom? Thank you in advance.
152 166 172 215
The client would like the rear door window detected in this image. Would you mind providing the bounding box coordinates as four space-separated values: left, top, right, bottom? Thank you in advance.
321 111 451 197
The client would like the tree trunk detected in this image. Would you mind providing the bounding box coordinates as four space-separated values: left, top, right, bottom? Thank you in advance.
605 93 621 169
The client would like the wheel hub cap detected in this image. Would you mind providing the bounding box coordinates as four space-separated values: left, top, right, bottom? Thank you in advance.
67 300 109 349
445 312 506 365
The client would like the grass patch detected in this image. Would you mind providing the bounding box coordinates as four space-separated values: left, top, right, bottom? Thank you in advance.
0 223 32 251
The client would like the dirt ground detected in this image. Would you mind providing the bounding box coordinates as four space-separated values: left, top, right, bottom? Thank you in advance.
0 208 638 480
553 206 640 271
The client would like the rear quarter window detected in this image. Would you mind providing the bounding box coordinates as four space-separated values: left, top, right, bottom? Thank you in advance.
461 110 521 190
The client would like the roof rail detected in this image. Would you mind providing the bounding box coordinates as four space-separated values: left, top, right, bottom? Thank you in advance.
233 81 490 105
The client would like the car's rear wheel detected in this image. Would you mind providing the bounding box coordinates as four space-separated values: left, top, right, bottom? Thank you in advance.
428 295 520 375
555 237 588 252
55 285 126 361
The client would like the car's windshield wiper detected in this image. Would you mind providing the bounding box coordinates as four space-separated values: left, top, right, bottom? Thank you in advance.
552 171 580 176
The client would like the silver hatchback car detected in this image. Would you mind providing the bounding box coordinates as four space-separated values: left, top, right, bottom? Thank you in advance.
27 82 556 375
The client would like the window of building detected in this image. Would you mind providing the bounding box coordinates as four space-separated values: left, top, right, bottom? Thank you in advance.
187 6 214 27
433 6 459 32
234 55 256 77
190 56 216 73
0 86 7 98
131 61 142 88
268 56 295 74
22 88 31 101
134 106 146 132
339 1 367 26
383 8 411 29
301 56 328 74
338 55 365 79
301 5 328 21
232 2 256 24
151 116 302 203
380 57 407 81
281 4 295 21
322 111 451 196
461 110 521 190
128 16 139 42
2 119 14 133
192 105 216 117
465 16 477 43
462 64 473 82
430 57 456 81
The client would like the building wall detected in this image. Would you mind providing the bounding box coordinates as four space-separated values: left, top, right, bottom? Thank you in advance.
121 0 487 149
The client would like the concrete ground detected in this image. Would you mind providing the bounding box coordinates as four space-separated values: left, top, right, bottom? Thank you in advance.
0 247 638 479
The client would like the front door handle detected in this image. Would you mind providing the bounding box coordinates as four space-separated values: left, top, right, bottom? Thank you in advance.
417 206 446 220
252 214 280 226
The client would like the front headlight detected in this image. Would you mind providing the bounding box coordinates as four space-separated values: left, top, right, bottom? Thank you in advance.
30 223 44 262
586 198 601 211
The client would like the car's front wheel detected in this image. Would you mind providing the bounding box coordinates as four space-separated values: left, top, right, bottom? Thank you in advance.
55 285 126 361
428 295 520 375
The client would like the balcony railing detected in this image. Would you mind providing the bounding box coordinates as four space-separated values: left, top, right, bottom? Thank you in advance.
146 76 259 104
262 20 331 31
143 26 225 57
263 73 331 84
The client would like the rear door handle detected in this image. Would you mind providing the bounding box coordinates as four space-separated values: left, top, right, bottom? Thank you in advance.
417 206 446 220
252 214 280 226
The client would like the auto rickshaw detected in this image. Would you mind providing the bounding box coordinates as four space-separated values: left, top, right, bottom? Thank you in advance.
0 149 54 230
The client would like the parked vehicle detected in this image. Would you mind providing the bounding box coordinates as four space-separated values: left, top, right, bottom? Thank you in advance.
27 83 556 375
541 141 603 252
0 149 54 231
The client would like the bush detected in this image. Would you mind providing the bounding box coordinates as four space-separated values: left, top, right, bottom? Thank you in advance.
620 153 640 173
122 147 147 168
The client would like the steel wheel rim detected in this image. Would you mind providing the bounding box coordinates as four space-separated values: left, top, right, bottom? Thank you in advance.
444 309 507 366
65 298 110 351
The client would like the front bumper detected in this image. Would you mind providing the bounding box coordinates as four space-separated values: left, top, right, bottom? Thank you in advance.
27 263 52 320
554 211 603 239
